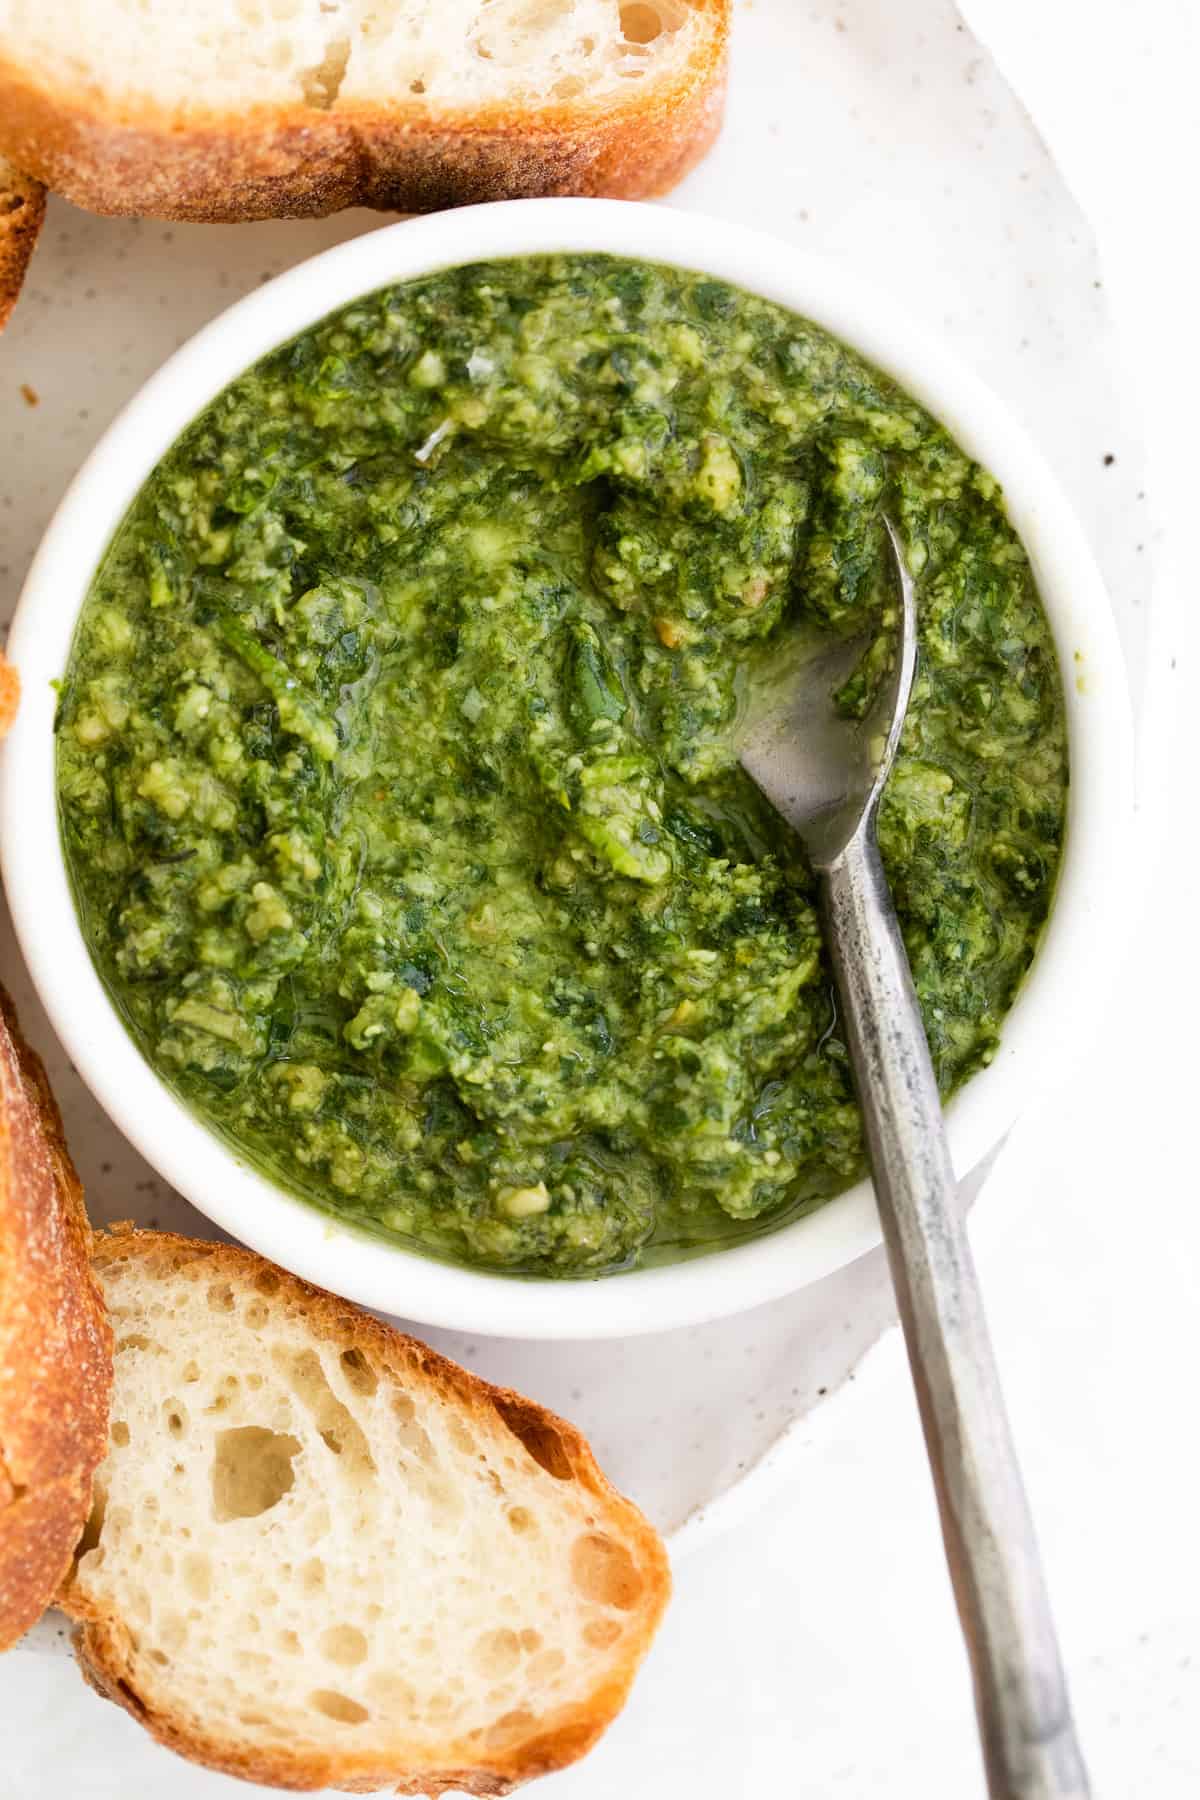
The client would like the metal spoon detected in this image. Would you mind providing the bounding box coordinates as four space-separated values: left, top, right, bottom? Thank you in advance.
739 520 1091 1800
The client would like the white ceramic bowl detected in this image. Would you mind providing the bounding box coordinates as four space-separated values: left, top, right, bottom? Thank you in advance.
0 199 1133 1339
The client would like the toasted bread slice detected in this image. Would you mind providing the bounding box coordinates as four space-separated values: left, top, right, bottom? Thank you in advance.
62 1229 670 1794
0 986 112 1650
0 1 727 223
0 151 44 329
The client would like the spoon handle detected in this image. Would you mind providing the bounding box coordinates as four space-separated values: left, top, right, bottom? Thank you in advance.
821 823 1091 1800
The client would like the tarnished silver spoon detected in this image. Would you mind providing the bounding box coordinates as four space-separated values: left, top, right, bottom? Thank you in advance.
739 520 1090 1800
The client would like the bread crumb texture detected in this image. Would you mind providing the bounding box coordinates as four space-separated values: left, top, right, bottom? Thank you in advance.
1 0 708 112
64 1233 669 1793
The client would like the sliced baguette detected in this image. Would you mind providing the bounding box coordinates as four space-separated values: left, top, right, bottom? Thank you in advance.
0 985 112 1650
63 1229 670 1794
0 1 728 223
0 151 44 329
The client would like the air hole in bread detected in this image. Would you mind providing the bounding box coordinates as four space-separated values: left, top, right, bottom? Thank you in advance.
410 77 426 93
111 1421 130 1447
279 1629 302 1655
486 1706 535 1749
493 1397 572 1480
320 1623 369 1668
553 74 585 98
76 1481 108 1565
473 1627 520 1679
254 1268 280 1295
169 1246 214 1271
117 1333 162 1354
302 1557 326 1593
301 35 350 108
311 1689 369 1725
368 1671 416 1710
165 1400 187 1438
520 1628 542 1652
570 1533 643 1610
392 1395 436 1466
506 1505 535 1535
620 2 666 44
244 1300 269 1330
207 1284 235 1313
182 1361 201 1384
530 1647 566 1681
339 1348 378 1397
278 1348 377 1476
211 1427 300 1522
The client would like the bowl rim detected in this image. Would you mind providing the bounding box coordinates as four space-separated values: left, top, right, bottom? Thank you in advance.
0 198 1134 1340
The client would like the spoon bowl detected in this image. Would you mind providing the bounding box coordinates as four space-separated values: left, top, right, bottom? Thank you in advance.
738 518 916 866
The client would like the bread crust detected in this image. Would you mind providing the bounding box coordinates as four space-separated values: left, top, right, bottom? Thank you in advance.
64 1228 671 1794
0 6 727 224
0 654 19 739
0 154 45 330
0 986 113 1650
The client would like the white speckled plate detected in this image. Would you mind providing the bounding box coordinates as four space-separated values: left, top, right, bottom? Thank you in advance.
2 0 1146 1658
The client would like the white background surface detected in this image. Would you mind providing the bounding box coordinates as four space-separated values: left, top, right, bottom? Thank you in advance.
1 0 1197 1795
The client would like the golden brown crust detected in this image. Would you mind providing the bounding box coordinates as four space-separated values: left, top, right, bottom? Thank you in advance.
0 653 21 740
0 154 45 330
0 986 113 1650
0 6 727 223
65 1229 671 1794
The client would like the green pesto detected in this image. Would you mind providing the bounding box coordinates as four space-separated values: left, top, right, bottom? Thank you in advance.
56 256 1068 1277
